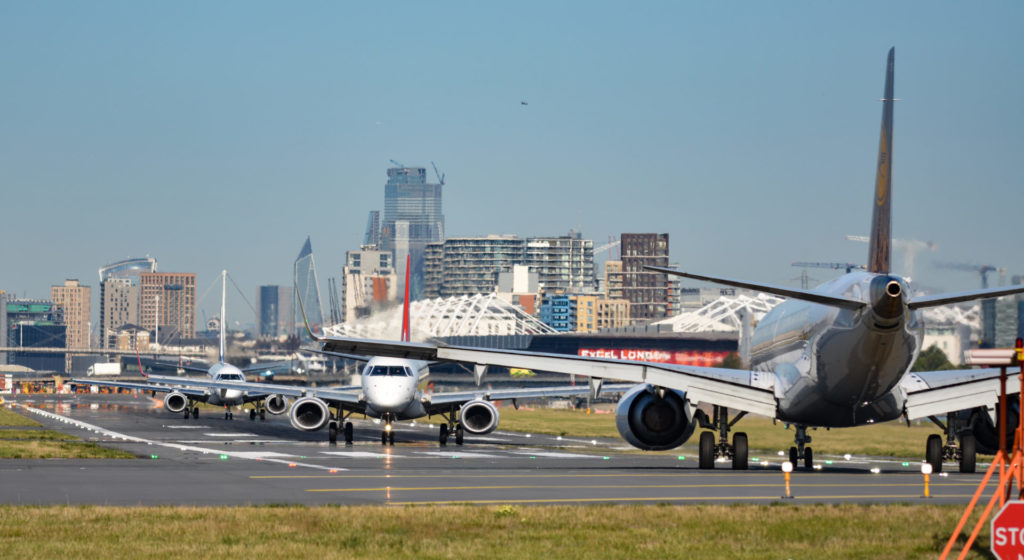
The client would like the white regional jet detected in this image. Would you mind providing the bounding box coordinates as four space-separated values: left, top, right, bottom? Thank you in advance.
130 258 630 445
262 48 1024 471
74 271 295 421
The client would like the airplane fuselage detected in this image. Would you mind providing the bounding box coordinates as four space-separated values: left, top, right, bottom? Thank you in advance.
203 362 247 406
360 356 428 421
750 271 922 427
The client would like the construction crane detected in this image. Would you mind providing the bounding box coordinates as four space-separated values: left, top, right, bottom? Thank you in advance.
430 161 446 185
934 262 1000 289
791 262 866 274
327 278 343 325
388 159 405 169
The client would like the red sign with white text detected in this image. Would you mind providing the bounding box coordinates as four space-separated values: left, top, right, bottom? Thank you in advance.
578 348 729 367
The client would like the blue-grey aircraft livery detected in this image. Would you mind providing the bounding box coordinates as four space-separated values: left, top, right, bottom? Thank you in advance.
265 48 1024 472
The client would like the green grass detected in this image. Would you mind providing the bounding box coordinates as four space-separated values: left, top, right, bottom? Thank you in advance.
494 407 962 459
0 406 42 427
0 504 992 559
0 406 135 459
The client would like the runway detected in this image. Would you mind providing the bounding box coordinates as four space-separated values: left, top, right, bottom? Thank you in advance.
0 393 997 506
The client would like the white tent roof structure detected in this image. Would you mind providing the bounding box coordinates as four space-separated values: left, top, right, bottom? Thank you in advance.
654 293 786 333
324 293 557 341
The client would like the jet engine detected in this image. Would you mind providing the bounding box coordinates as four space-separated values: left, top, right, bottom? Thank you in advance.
460 399 500 434
265 394 290 416
163 391 189 413
615 384 695 451
959 402 1019 455
288 396 330 431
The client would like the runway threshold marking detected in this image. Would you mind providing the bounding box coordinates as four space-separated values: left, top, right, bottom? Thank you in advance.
14 403 347 472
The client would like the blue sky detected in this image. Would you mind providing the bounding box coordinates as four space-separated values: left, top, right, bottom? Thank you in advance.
1 1 1022 327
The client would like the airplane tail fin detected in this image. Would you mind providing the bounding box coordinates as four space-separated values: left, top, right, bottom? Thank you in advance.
401 254 411 343
867 47 895 274
295 275 323 342
219 270 227 363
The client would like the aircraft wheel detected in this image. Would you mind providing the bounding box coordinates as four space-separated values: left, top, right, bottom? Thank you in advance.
328 422 338 444
804 446 814 470
789 446 798 466
455 425 464 446
259 410 266 421
249 409 256 421
439 424 449 446
959 434 976 474
698 431 715 469
732 432 748 470
388 430 396 446
381 431 388 446
192 407 199 419
926 434 943 473
183 410 190 420
344 422 353 444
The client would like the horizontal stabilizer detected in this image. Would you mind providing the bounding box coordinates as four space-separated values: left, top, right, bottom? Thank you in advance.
644 266 865 310
908 284 1024 310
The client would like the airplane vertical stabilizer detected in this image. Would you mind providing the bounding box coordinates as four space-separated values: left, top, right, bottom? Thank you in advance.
219 269 227 363
868 47 895 274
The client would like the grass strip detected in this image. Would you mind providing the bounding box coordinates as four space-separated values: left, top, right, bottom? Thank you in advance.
0 406 42 427
0 503 992 559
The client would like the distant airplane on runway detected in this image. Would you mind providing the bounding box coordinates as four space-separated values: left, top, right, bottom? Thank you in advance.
128 257 629 446
74 270 296 421
255 48 1024 472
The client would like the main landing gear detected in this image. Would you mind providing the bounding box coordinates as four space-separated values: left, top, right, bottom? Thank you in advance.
248 407 266 421
695 406 748 470
327 407 355 445
926 414 977 474
437 405 465 447
788 425 814 471
182 403 199 420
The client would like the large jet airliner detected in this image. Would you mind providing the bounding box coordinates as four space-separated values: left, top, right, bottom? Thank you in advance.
74 271 294 421
113 258 630 445
262 48 1024 472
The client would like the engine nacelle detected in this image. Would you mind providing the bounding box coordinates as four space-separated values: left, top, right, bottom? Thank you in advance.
615 384 695 451
288 397 330 431
460 399 500 434
164 391 189 413
265 394 290 416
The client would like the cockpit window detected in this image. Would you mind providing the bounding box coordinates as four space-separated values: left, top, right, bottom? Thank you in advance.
367 365 412 377
218 374 243 381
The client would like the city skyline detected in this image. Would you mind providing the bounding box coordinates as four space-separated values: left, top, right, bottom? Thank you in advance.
2 2 1022 328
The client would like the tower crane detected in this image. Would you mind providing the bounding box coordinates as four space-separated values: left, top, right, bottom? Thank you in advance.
430 161 446 185
791 262 866 274
934 262 1001 289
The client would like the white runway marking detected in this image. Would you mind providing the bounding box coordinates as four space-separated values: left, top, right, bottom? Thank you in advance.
203 433 260 437
413 451 505 458
320 451 407 459
226 451 297 459
164 425 211 429
509 450 599 459
15 404 346 471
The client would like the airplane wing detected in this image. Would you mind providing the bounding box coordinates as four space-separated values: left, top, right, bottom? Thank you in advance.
902 368 1020 420
138 375 364 409
317 337 777 417
71 378 208 398
423 383 636 415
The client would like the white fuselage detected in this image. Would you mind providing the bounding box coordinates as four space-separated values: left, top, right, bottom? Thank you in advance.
360 356 428 421
204 362 247 406
750 271 922 427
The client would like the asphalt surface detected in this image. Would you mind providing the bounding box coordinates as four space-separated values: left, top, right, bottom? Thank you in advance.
0 393 999 506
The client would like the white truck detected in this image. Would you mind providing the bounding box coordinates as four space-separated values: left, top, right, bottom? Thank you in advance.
86 362 122 376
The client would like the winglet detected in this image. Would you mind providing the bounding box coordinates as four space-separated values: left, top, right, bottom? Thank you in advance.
401 254 411 343
295 276 323 342
868 47 895 274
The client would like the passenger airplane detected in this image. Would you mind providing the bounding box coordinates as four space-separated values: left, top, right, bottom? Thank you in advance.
261 48 1024 471
125 257 629 445
74 271 291 421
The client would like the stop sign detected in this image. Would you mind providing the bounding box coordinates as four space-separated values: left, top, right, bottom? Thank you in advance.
992 501 1024 559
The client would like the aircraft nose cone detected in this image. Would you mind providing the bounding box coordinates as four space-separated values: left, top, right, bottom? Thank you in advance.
365 380 409 412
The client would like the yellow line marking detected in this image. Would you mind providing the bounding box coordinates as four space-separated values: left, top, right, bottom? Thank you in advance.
251 471 980 480
386 494 981 506
306 482 981 493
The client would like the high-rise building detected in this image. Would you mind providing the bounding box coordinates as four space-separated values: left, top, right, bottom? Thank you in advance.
423 232 596 299
341 246 396 322
380 166 445 299
256 285 294 338
139 272 196 343
618 233 671 324
3 298 65 371
294 236 324 338
994 275 1024 348
363 210 381 247
50 279 91 349
98 256 157 349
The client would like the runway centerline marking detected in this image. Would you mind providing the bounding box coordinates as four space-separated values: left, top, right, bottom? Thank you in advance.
305 482 982 493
